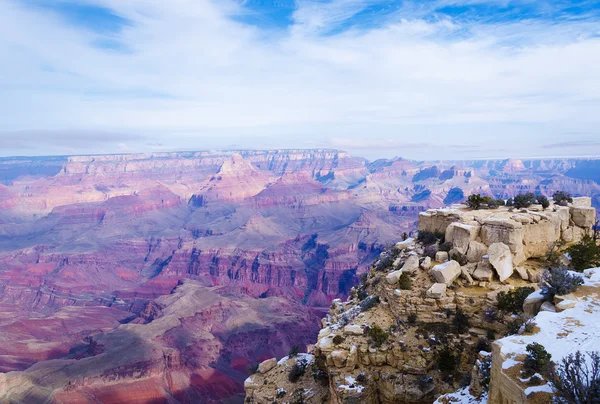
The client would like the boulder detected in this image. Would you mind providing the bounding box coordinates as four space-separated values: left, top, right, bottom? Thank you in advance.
395 238 415 250
481 219 524 258
523 291 545 317
430 260 461 286
426 283 447 299
420 256 432 270
330 350 349 368
572 197 592 207
473 258 493 281
435 251 449 263
487 243 514 282
393 257 403 268
393 289 402 297
540 301 557 313
403 255 420 274
448 223 480 255
460 267 474 285
571 206 596 228
344 325 364 336
258 358 277 374
466 240 488 263
346 346 358 368
386 270 404 285
515 267 528 281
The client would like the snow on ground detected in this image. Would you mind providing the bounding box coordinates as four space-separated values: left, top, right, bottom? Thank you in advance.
433 387 487 404
498 268 600 368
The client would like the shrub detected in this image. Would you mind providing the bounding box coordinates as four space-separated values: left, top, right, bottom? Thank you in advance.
289 345 300 357
453 307 470 334
513 192 537 209
367 324 389 347
522 343 552 376
398 272 412 290
475 338 491 353
506 197 514 207
357 288 368 301
439 241 453 252
356 372 367 383
506 318 524 335
484 309 499 323
438 348 457 373
360 295 380 311
550 351 600 404
375 255 395 271
288 359 308 383
540 266 584 299
311 356 329 386
487 198 505 209
486 329 496 340
566 235 600 272
417 231 438 246
466 194 485 210
277 388 287 398
523 319 536 334
424 244 438 258
553 191 573 206
247 363 259 374
497 287 535 314
408 313 418 324
332 335 345 345
537 195 550 209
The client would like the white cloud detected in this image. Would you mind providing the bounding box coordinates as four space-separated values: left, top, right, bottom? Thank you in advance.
0 0 599 159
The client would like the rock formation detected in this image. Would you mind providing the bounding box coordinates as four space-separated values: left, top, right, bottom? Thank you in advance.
245 197 597 404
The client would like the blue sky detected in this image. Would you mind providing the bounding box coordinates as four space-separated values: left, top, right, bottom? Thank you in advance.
1 0 600 160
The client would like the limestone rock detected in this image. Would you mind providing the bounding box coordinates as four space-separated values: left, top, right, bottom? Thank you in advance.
426 283 447 299
571 206 596 228
386 270 403 285
460 267 474 285
330 350 349 368
435 251 449 263
430 260 461 286
395 238 415 250
540 301 557 313
448 223 480 255
473 258 493 281
344 325 363 336
420 256 432 270
487 243 514 282
466 240 488 263
393 289 402 297
403 255 420 274
258 358 277 374
515 267 528 281
523 292 545 317
572 197 592 207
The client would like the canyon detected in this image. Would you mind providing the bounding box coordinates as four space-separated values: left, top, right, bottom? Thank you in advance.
0 150 599 403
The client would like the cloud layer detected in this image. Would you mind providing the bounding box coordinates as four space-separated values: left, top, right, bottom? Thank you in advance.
1 0 600 160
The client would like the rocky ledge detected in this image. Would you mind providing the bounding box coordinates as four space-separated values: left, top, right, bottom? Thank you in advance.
244 198 598 404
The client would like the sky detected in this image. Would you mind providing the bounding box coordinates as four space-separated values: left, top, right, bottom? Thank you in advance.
1 0 600 161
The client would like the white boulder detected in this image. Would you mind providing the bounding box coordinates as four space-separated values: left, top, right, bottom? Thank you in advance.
435 251 449 263
488 242 514 282
386 269 404 285
430 260 461 286
426 283 447 299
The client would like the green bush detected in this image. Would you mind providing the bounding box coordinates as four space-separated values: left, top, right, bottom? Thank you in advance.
537 195 550 209
289 345 300 357
398 272 412 290
466 194 485 210
408 313 418 324
367 324 389 347
453 307 470 334
332 335 345 345
438 348 457 373
566 235 600 271
360 295 380 311
417 231 438 246
553 191 573 206
513 193 537 209
523 343 552 376
288 359 308 383
540 266 584 299
497 287 535 314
